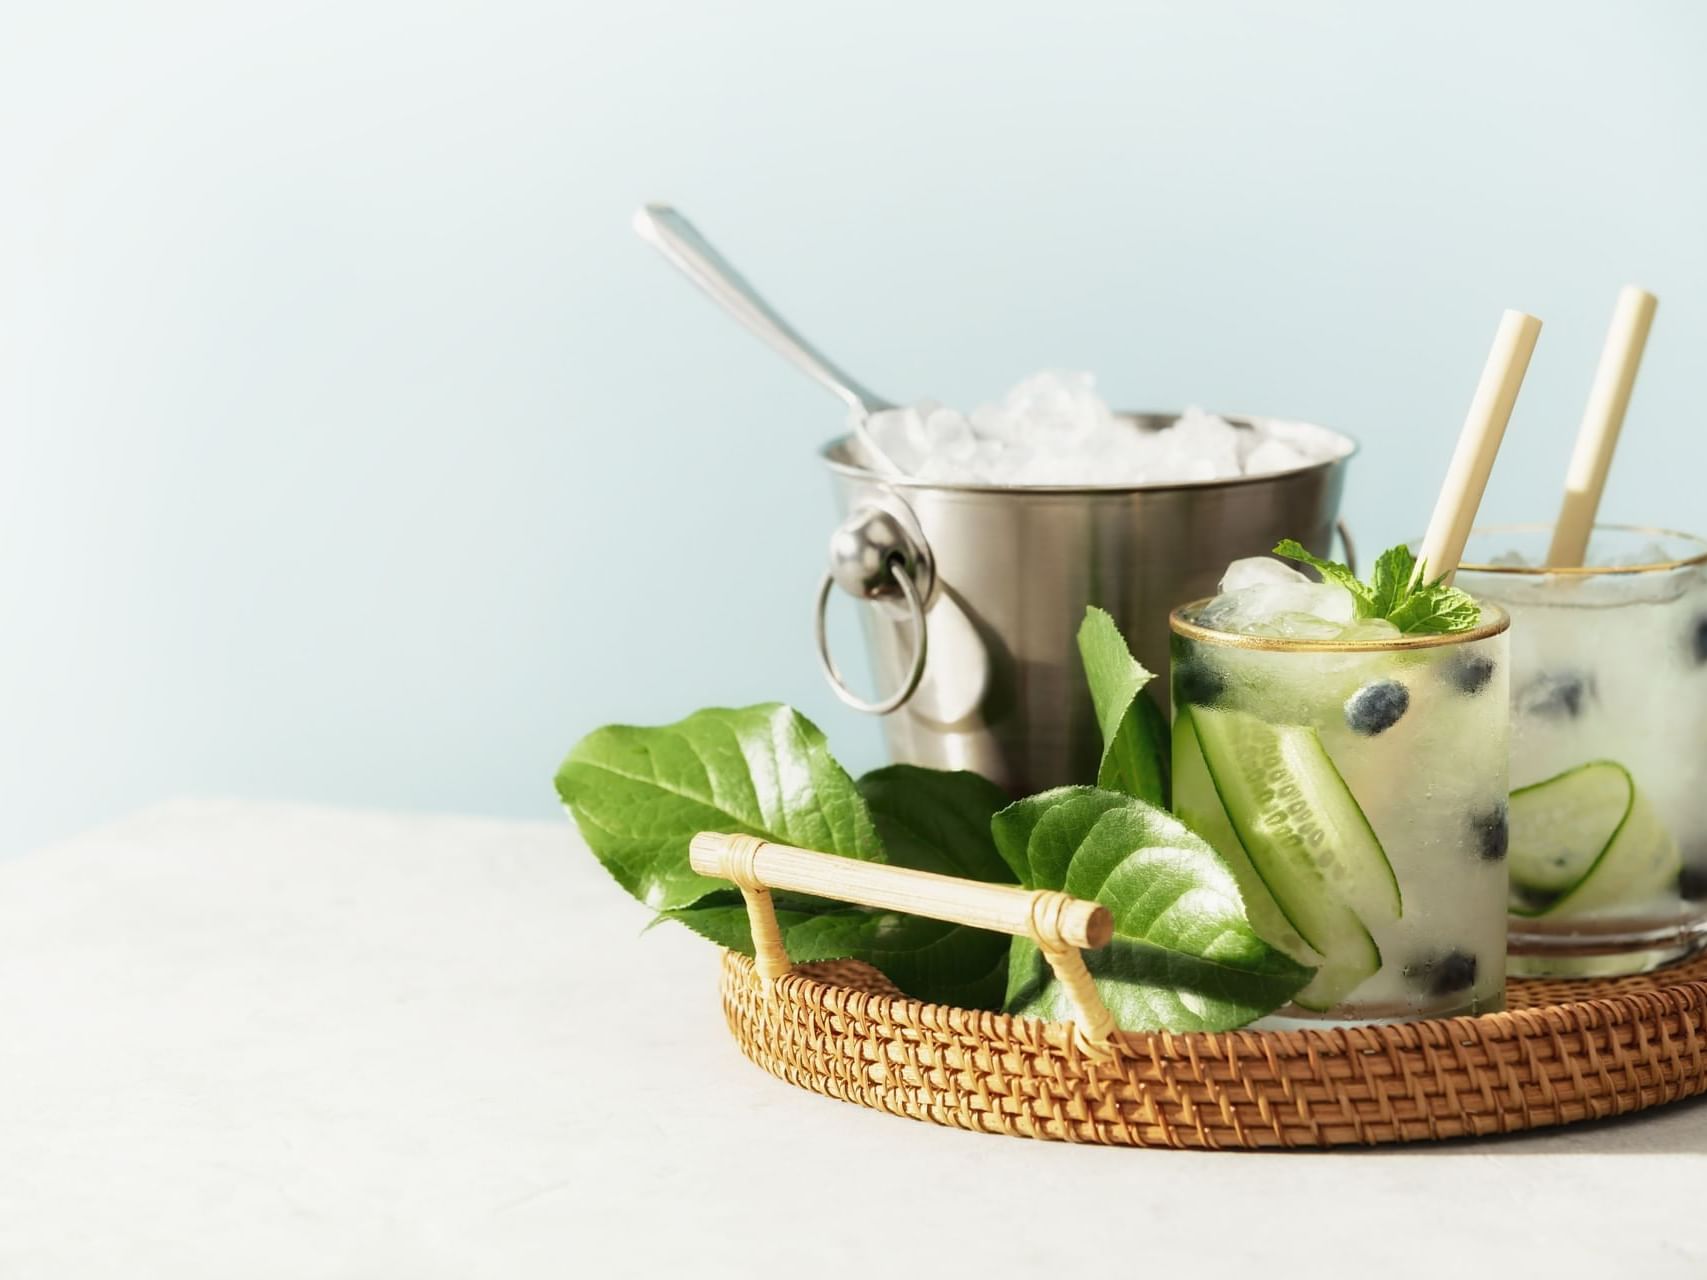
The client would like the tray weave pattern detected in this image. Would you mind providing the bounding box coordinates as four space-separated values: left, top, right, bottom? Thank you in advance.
718 947 1707 1148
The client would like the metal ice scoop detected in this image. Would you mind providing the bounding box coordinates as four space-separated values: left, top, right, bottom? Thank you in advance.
631 203 902 473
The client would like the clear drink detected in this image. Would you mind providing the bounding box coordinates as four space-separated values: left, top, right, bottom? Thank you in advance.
1169 599 1510 1022
1457 525 1707 977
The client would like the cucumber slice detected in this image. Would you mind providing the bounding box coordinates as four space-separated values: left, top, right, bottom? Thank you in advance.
1509 761 1681 918
1508 763 1627 895
1182 706 1389 1010
1190 704 1402 923
1173 711 1316 960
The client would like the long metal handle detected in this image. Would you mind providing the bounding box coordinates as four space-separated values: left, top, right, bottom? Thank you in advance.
632 204 890 416
689 832 1119 1052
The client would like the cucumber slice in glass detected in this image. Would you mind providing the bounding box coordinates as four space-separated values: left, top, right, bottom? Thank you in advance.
1291 938 1381 1012
1508 761 1681 918
1174 710 1318 960
1185 705 1393 1009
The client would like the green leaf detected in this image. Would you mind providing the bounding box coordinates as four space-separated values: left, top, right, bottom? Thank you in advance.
858 765 1014 883
845 765 1013 1008
788 911 1011 1010
1365 544 1416 620
992 787 1315 1032
664 895 1011 1011
1386 584 1480 634
556 703 880 911
1076 608 1170 806
1272 538 1372 612
659 889 827 949
1276 538 1481 635
656 758 1016 1010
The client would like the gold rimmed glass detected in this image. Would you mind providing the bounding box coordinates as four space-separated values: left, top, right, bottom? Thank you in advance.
1167 601 1511 1024
1457 523 1707 978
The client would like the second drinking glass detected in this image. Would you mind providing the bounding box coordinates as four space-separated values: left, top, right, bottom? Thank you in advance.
1458 524 1707 977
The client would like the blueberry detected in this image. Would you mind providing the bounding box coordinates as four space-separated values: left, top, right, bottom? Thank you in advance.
1344 679 1410 735
1693 616 1707 665
1173 661 1225 708
1403 949 1479 997
1470 803 1508 861
1515 672 1593 719
1678 867 1707 901
1444 652 1495 696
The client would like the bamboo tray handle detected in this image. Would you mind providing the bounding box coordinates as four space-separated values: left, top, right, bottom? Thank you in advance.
689 832 1120 1053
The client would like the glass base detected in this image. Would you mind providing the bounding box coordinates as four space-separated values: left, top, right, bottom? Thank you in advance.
1254 991 1504 1031
1507 912 1707 979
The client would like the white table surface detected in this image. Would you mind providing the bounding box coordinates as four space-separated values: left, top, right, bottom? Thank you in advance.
3 799 1703 1279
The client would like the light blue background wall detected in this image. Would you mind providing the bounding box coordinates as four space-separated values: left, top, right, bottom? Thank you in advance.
4 1 1705 855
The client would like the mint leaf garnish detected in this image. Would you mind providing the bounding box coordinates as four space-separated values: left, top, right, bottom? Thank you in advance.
1365 544 1415 620
1386 583 1481 634
1273 538 1372 611
1271 539 1480 635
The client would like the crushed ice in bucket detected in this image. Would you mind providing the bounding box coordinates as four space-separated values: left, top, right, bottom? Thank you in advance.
857 370 1348 486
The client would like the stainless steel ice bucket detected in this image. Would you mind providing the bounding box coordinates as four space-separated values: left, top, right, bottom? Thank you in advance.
815 412 1356 795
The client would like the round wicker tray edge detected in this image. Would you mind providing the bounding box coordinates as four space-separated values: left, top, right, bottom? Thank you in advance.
717 948 1707 1149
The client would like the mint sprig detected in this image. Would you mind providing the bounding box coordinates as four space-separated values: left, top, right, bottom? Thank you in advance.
1273 539 1480 635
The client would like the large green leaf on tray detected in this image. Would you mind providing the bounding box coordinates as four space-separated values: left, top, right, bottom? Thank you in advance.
993 787 1315 1032
590 740 1010 1010
1076 607 1170 807
635 754 1015 1010
848 765 1013 1007
556 703 880 911
858 764 1014 884
662 891 1012 1012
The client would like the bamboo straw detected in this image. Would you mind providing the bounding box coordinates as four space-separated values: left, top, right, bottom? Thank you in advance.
1412 309 1543 587
1545 286 1658 567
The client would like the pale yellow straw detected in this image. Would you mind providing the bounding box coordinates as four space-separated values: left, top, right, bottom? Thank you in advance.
1413 309 1543 587
1545 286 1658 568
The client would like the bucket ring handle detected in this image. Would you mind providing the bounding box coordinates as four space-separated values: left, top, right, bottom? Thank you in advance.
1336 519 1357 576
813 556 928 716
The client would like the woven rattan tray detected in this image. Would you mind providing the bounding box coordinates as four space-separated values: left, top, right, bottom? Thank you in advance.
691 832 1707 1150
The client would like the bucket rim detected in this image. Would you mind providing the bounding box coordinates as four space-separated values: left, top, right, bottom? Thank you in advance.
818 412 1358 496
